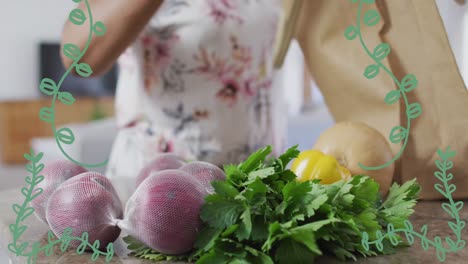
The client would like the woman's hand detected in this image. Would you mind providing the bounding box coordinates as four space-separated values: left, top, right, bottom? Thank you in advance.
61 0 163 76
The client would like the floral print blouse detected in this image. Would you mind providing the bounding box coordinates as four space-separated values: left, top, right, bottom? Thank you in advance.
111 0 285 170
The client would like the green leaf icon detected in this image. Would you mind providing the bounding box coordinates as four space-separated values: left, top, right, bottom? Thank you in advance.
77 232 90 254
460 222 466 231
389 234 399 246
446 237 456 249
58 91 76 105
69 9 87 25
401 74 418 92
448 184 457 194
20 208 35 222
7 244 17 255
404 220 413 231
376 240 383 252
389 126 408 143
363 9 380 26
373 43 391 61
361 232 369 251
446 172 454 181
75 63 93 77
448 222 459 233
384 90 401 105
23 153 33 161
45 244 54 257
56 127 75 145
404 230 414 244
434 184 448 198
364 64 380 79
362 0 376 3
63 43 81 61
434 171 445 181
30 189 43 201
106 243 115 262
344 25 358 40
93 21 107 36
457 240 466 249
60 239 71 252
421 237 429 250
33 152 44 163
12 204 21 214
442 203 455 218
40 78 58 96
16 226 27 238
73 0 83 2
437 147 456 160
407 103 422 119
91 251 100 261
435 160 445 171
445 161 454 170
39 107 55 123
21 187 29 197
35 163 45 175
436 247 446 261
17 242 28 255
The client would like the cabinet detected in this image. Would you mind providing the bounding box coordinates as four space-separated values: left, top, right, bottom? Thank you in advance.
0 97 114 164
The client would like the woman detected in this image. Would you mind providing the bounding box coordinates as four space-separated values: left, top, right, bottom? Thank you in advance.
61 0 285 202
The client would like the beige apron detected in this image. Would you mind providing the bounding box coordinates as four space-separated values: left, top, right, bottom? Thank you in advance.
274 0 468 200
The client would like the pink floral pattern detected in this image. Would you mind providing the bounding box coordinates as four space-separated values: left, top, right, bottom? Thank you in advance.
207 0 243 25
107 0 284 204
140 27 180 92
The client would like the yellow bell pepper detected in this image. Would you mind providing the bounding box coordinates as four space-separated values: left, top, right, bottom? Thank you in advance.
291 150 351 184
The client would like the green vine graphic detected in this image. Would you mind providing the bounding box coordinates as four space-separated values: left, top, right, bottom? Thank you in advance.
39 0 108 168
362 147 466 262
8 149 115 263
345 0 422 171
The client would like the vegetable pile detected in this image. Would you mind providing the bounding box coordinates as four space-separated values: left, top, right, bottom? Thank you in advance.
124 145 421 263
32 154 227 253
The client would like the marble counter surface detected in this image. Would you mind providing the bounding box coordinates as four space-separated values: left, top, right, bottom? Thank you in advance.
1 187 467 264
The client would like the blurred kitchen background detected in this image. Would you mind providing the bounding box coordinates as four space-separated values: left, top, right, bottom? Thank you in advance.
0 0 467 193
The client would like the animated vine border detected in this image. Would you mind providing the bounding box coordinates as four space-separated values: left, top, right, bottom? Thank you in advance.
8 0 114 263
347 0 466 261
362 147 466 262
39 0 108 168
344 0 422 171
8 150 115 264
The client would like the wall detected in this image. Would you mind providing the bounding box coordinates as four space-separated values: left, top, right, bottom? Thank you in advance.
436 0 468 86
0 0 74 101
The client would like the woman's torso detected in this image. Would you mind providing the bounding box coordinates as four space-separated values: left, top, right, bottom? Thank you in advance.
114 0 285 166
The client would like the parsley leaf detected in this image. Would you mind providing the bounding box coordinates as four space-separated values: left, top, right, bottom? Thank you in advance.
275 238 317 264
123 145 421 264
201 194 245 229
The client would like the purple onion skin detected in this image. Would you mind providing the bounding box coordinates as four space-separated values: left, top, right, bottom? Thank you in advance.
180 161 226 193
30 160 88 224
135 153 186 188
46 172 123 249
121 169 207 255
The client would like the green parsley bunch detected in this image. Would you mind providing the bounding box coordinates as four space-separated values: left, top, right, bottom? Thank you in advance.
124 145 420 263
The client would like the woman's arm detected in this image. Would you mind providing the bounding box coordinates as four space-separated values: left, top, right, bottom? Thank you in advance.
61 0 164 76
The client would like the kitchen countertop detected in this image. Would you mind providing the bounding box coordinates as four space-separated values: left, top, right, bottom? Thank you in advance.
1 187 467 264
